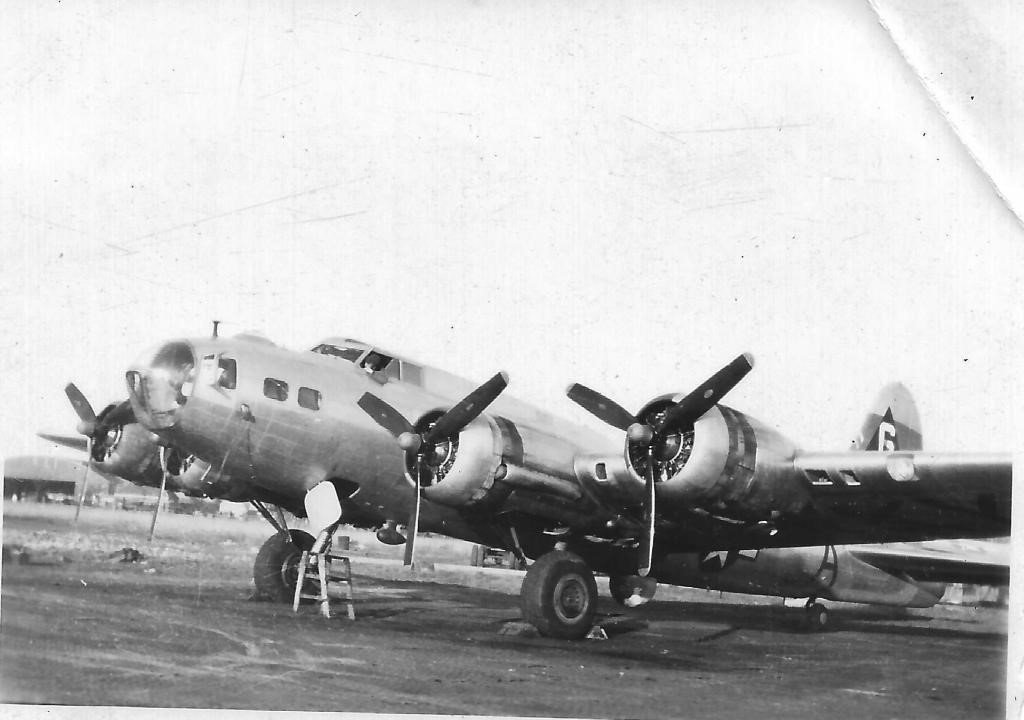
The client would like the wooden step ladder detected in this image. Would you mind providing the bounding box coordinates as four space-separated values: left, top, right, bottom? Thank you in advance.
292 536 355 620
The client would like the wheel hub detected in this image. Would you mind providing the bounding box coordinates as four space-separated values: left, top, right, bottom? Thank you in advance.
280 549 302 590
553 574 589 622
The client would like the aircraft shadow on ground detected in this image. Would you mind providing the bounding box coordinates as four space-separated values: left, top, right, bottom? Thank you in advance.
596 599 1006 640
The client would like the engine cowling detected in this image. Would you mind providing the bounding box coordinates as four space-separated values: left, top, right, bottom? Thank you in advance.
625 399 805 522
158 447 250 501
411 412 505 508
93 425 249 502
92 423 163 487
411 413 591 518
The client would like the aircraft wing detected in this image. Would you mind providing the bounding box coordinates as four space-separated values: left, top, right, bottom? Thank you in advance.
782 452 1011 546
37 432 89 452
848 540 1010 586
3 454 118 485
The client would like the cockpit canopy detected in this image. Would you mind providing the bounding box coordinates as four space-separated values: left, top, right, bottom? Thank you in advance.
309 338 402 378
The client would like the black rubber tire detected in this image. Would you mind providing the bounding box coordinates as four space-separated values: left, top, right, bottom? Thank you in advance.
608 575 634 607
520 551 598 639
253 532 304 602
804 602 829 632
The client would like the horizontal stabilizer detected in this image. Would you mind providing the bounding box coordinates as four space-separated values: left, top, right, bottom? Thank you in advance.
850 540 1009 586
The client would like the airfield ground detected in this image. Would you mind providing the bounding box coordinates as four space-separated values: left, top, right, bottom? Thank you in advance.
0 503 1008 719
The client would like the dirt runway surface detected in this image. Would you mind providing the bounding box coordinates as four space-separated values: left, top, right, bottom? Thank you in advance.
0 505 1007 719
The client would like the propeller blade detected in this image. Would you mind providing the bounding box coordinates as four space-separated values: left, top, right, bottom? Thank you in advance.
660 353 755 430
148 462 168 542
423 371 509 444
74 438 92 523
357 393 414 439
101 399 136 428
565 383 636 432
403 461 423 566
638 448 656 577
65 383 97 435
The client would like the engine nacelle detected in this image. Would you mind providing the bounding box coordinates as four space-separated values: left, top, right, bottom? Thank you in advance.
92 424 247 502
158 448 250 501
413 414 592 518
627 401 806 522
160 448 216 497
93 423 163 487
415 415 506 508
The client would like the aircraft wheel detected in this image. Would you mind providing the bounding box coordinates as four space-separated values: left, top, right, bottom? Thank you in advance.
520 551 598 639
608 575 634 606
803 602 829 632
253 531 307 602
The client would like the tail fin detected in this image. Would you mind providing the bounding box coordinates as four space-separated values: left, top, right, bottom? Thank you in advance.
851 382 922 451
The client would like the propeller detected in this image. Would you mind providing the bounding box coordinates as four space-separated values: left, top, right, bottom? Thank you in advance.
357 371 510 566
64 383 98 522
63 383 137 461
149 446 170 541
74 437 92 523
66 383 98 437
62 383 137 522
566 353 755 576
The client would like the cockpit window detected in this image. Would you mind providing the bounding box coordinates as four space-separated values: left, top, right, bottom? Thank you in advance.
263 378 288 402
311 344 364 362
361 351 392 373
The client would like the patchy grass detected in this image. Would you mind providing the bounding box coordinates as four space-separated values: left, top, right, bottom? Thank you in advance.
1 501 480 567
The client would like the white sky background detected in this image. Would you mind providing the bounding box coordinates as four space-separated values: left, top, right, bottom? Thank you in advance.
1 0 1022 459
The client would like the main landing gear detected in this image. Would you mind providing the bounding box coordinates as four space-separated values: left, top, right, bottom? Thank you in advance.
519 551 598 639
802 598 829 632
252 529 315 602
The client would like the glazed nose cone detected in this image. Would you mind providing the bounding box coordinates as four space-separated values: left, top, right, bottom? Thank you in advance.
126 340 197 430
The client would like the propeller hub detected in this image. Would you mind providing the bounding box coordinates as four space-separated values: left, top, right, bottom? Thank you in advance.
627 422 654 446
76 420 96 437
397 432 422 453
654 432 683 462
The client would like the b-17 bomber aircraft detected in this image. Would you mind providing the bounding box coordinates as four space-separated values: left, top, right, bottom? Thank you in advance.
56 330 1010 638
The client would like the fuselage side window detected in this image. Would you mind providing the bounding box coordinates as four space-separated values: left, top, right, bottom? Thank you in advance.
263 378 288 402
399 361 422 386
218 357 237 390
298 386 321 411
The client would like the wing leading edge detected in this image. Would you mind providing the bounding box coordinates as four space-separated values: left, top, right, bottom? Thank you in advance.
785 452 1010 546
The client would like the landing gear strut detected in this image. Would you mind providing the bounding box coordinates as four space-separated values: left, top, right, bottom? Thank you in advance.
803 598 829 632
520 551 598 639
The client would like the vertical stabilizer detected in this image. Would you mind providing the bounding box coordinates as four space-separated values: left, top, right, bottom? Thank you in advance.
851 382 922 451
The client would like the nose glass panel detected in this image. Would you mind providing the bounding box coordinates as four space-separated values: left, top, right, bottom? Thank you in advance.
127 341 196 429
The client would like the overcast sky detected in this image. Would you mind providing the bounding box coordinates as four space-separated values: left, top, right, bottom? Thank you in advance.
2 0 1021 460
